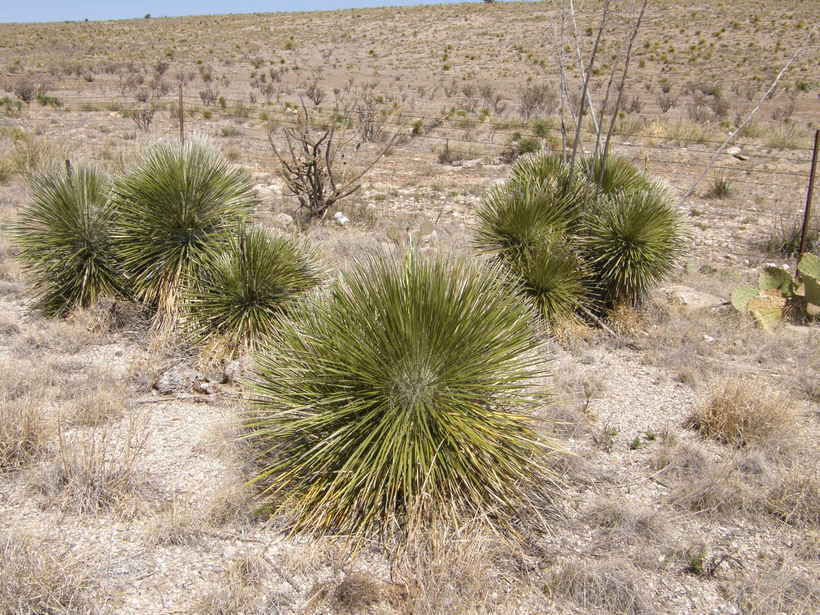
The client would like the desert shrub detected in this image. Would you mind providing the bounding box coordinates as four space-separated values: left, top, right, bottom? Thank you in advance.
578 187 686 306
246 251 560 536
112 140 257 323
186 225 322 356
686 379 798 448
12 165 125 316
544 557 648 614
500 135 542 162
762 215 818 257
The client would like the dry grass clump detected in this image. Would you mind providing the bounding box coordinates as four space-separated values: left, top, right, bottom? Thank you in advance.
63 372 128 427
30 415 150 517
307 571 406 614
731 565 819 614
0 533 105 614
686 379 798 448
190 555 279 615
544 557 649 614
144 499 209 547
669 463 762 516
764 468 819 528
0 396 49 472
584 499 668 549
649 437 709 480
393 524 529 615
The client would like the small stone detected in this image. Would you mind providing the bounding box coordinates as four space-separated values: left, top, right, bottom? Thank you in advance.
223 356 253 384
726 146 741 155
153 362 202 395
333 211 349 226
193 380 220 395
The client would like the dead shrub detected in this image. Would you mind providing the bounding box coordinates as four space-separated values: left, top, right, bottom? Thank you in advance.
649 437 709 480
308 571 406 614
0 533 105 614
686 379 798 448
544 557 649 614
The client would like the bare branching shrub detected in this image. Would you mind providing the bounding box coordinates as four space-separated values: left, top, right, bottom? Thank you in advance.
686 380 798 448
0 533 105 614
31 415 150 517
129 105 155 131
199 86 218 106
305 80 325 106
518 83 557 120
268 103 392 220
544 558 648 614
656 91 677 112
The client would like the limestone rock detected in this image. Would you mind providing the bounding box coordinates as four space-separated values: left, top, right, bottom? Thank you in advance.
153 362 202 395
661 285 726 311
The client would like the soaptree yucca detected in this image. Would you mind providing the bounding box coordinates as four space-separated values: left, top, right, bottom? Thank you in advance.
186 226 322 356
246 251 560 536
579 188 686 306
511 234 594 323
12 165 124 316
112 140 257 322
578 154 654 197
474 168 591 322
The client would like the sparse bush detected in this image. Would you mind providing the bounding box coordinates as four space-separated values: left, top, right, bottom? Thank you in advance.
686 379 798 448
761 215 818 257
112 141 257 324
518 83 557 121
186 225 322 357
246 251 560 536
12 165 125 316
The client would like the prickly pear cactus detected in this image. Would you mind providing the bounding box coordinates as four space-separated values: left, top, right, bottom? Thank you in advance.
797 253 820 316
759 266 794 297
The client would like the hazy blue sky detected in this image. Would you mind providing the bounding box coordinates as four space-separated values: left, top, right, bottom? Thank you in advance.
1 1 483 24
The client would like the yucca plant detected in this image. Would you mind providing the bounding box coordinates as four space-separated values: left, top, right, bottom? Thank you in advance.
112 140 257 323
186 226 322 357
578 154 654 196
579 188 686 306
474 178 585 255
510 234 594 323
12 165 124 316
245 251 560 537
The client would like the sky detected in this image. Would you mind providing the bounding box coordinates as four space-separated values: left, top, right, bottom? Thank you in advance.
0 1 483 24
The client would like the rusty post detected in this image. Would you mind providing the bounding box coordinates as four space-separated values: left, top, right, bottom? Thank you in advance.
178 82 185 146
797 128 819 268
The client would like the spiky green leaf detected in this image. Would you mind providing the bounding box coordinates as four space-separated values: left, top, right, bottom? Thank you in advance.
245 251 562 537
11 165 125 316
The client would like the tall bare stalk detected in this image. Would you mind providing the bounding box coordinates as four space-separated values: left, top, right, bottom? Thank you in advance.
567 0 611 176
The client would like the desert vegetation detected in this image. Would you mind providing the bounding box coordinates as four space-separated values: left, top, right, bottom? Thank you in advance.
0 1 817 614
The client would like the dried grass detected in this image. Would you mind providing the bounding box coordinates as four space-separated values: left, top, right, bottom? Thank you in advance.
544 557 649 614
0 533 105 614
30 414 150 517
686 379 799 448
0 395 49 472
732 565 819 614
